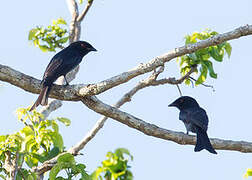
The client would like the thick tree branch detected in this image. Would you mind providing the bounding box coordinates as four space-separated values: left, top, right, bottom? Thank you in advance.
1 25 251 101
0 64 80 101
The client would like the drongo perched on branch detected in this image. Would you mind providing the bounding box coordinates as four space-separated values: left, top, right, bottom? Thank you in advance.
30 41 97 111
168 96 217 154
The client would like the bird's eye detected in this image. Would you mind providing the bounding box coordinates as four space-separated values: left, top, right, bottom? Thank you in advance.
180 99 184 103
81 44 86 48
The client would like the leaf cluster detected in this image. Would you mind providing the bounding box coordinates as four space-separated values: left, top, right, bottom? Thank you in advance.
0 107 71 179
178 29 232 85
244 169 252 178
28 18 69 52
91 148 133 180
49 153 90 180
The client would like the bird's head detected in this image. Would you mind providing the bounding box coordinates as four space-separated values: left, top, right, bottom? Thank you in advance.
168 96 199 110
70 41 97 55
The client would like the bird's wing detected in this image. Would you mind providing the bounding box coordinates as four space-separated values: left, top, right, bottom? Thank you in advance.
43 57 64 80
185 108 209 132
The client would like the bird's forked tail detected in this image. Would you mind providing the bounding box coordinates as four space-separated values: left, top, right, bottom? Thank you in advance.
195 128 217 154
29 86 50 111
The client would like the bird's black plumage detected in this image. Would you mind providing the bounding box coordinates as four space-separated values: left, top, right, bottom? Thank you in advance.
168 96 217 154
30 41 97 111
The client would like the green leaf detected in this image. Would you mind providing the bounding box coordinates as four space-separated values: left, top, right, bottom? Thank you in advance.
33 39 39 47
74 164 90 180
31 153 46 163
51 133 64 151
91 167 106 180
195 65 208 85
56 117 71 126
25 155 38 168
184 79 191 85
57 153 75 164
28 29 39 40
57 37 69 44
57 18 67 25
115 148 133 160
209 46 223 62
188 53 197 62
50 161 74 179
179 55 189 67
49 163 62 180
46 147 60 161
27 174 34 180
0 174 6 180
244 168 252 178
20 126 34 137
39 45 50 52
224 42 232 58
0 135 7 142
79 0 83 4
24 135 36 152
202 61 217 79
51 120 59 132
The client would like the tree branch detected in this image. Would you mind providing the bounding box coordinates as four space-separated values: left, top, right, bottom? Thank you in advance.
66 0 79 43
77 0 94 22
1 25 251 101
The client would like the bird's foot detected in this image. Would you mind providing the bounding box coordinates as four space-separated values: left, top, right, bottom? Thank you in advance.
64 83 69 87
64 76 69 86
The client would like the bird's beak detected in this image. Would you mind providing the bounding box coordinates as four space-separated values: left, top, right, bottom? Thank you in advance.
168 102 176 107
89 47 97 52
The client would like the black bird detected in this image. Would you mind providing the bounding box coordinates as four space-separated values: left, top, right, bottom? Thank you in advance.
168 96 217 154
30 41 97 111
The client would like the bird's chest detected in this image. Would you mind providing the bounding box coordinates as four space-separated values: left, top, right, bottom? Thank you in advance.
179 111 190 123
179 111 196 133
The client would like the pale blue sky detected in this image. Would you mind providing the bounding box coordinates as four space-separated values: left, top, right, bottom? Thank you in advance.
1 0 252 179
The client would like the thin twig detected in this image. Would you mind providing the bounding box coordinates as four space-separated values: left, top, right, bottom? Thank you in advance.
189 76 215 91
176 84 182 96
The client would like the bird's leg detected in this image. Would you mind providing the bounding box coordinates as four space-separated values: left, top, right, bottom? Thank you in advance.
64 76 69 86
186 131 189 135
